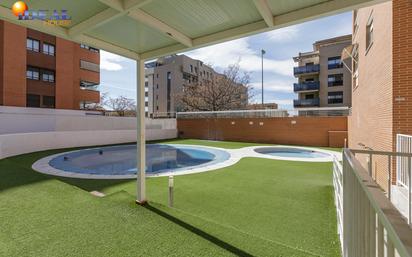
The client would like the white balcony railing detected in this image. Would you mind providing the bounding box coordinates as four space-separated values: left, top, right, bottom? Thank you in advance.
176 107 350 119
334 149 412 257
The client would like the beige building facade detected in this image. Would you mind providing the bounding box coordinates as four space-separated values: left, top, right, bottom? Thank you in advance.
293 35 352 108
145 54 248 117
145 55 215 117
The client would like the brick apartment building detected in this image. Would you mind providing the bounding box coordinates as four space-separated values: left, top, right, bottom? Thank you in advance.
0 20 100 110
293 35 352 108
348 0 411 192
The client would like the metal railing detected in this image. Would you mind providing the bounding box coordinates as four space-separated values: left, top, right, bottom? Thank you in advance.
333 155 344 247
293 98 320 107
293 81 320 92
293 64 320 75
397 134 412 189
334 149 412 257
176 107 350 119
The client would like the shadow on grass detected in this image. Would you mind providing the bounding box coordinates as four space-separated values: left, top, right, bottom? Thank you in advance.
144 204 255 257
0 146 133 193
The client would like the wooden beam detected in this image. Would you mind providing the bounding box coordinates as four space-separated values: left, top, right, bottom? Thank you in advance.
128 9 193 47
252 0 274 27
76 35 140 59
98 0 125 11
140 0 389 59
70 0 153 37
123 0 154 11
68 8 121 37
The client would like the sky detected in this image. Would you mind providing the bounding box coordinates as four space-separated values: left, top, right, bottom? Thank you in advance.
99 12 352 109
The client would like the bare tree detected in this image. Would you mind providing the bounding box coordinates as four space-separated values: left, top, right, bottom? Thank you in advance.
107 95 136 116
177 63 252 111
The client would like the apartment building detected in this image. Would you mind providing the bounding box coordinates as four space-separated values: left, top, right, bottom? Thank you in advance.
0 20 100 110
247 103 278 110
145 54 247 117
293 35 352 108
347 0 412 217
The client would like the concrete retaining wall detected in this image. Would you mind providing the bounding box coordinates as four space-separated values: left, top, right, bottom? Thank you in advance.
0 106 177 159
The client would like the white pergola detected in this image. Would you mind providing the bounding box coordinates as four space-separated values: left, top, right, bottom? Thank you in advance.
0 0 387 204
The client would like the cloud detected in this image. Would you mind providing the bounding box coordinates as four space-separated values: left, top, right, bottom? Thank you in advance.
250 79 294 93
273 99 293 106
100 50 126 71
185 38 294 77
263 26 300 43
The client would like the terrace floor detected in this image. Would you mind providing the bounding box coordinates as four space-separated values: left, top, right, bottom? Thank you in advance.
0 139 341 257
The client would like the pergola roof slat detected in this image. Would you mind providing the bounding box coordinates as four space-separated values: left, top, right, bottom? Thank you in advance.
0 0 389 60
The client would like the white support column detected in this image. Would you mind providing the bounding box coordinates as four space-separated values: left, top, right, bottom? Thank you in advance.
136 59 146 204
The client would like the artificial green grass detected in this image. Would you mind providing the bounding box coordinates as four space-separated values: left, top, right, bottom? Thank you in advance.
0 139 341 257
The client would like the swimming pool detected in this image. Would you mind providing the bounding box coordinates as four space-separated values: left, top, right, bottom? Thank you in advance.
254 147 332 159
41 144 231 178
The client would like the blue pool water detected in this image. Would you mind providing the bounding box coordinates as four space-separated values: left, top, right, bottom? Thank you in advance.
49 144 230 176
254 147 330 158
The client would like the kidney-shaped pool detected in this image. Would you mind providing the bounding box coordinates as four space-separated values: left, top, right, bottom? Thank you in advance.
34 144 231 179
253 147 333 159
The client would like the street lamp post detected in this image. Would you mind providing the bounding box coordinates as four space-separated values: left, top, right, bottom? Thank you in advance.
261 49 266 106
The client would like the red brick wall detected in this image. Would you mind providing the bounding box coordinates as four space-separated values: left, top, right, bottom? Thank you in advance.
329 131 348 148
2 21 26 107
178 117 348 147
55 38 75 109
393 0 412 145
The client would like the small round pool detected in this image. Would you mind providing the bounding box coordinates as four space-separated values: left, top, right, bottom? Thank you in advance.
254 147 331 159
43 144 230 178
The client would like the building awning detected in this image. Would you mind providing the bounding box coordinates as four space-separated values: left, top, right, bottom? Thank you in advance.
341 43 358 73
342 43 358 61
0 0 384 60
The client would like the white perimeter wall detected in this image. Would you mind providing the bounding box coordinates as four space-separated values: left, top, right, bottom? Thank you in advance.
0 106 177 159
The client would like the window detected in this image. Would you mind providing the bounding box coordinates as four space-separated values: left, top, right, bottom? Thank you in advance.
190 65 193 73
42 70 55 83
26 67 40 80
328 91 344 104
328 56 343 69
305 94 315 99
80 80 98 91
42 96 55 108
26 38 39 52
80 44 99 53
43 43 55 56
195 67 198 74
328 74 344 87
26 94 40 107
80 60 99 72
366 16 374 51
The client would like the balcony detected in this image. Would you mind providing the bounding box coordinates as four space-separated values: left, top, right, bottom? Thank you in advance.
328 80 343 87
293 81 320 92
293 64 320 76
293 98 320 107
328 63 343 69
